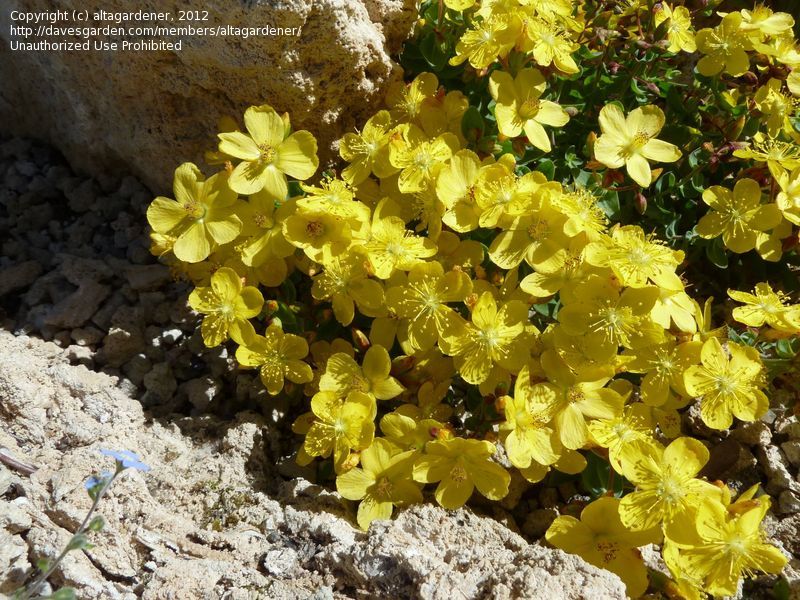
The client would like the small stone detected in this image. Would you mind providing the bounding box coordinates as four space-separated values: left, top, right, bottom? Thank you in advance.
122 353 152 386
65 179 97 212
778 490 800 514
53 330 72 347
125 264 171 291
160 328 183 345
781 441 800 468
757 445 800 494
730 421 772 447
65 345 93 367
99 327 145 368
44 281 111 329
58 254 113 285
70 326 104 346
262 548 299 577
0 260 42 297
143 363 177 400
182 376 222 412
522 508 558 539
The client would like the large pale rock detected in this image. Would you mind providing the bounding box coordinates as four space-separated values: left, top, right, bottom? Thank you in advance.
0 330 626 598
0 0 416 192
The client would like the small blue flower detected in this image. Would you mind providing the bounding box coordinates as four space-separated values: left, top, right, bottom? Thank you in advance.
84 471 113 490
100 449 151 472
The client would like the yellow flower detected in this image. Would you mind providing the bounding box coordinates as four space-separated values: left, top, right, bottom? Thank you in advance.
754 78 797 137
235 323 313 395
474 162 554 229
728 282 800 333
442 292 531 385
695 178 782 254
655 3 697 53
450 15 519 69
304 390 377 472
584 225 685 290
617 437 722 531
236 191 295 270
488 199 571 272
488 68 570 152
546 497 660 598
386 72 438 126
594 104 682 188
311 249 385 326
776 165 800 225
338 110 395 185
739 4 795 39
683 337 768 430
385 262 472 351
363 214 437 279
558 275 664 353
436 149 482 233
695 13 752 77
525 17 579 74
379 410 444 451
501 365 561 469
298 177 369 223
282 209 351 262
625 340 702 406
587 403 653 471
337 438 423 530
664 495 787 598
413 437 510 508
320 345 405 401
188 267 263 347
218 104 318 196
733 133 800 178
552 187 608 241
389 124 458 193
526 353 625 450
651 287 698 334
147 163 242 263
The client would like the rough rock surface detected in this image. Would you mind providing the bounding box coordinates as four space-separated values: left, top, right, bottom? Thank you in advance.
0 330 626 599
0 0 416 192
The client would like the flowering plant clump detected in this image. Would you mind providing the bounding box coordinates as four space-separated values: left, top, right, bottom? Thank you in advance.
146 1 800 597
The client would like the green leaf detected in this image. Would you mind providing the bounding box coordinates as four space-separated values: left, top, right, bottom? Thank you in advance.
462 106 485 144
537 158 555 181
705 238 729 269
47 589 78 600
580 452 626 499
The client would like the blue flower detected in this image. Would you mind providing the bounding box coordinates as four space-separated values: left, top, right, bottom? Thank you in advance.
84 471 113 490
100 449 151 472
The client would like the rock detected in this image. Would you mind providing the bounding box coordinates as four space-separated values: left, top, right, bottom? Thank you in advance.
65 344 94 367
779 491 800 515
0 0 415 191
125 264 171 291
44 281 111 329
0 330 627 599
71 326 105 346
757 445 800 495
58 255 114 286
99 327 146 368
782 441 800 468
0 260 42 296
730 421 772 447
143 363 177 400
182 376 222 412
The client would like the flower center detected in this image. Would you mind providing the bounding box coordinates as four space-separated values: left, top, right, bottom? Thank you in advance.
518 98 541 120
259 144 276 164
306 221 325 238
449 464 468 484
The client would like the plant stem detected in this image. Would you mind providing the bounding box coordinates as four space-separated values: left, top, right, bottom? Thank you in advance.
19 472 118 600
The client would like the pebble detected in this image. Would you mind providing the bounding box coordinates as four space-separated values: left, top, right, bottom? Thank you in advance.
122 354 152 386
781 441 800 468
730 421 772 447
183 376 222 412
70 326 105 346
100 327 146 368
125 264 170 291
778 490 800 514
143 363 177 400
65 344 94 367
44 281 111 329
0 260 42 297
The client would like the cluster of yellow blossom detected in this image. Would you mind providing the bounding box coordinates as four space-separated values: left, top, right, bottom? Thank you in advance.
143 1 800 597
